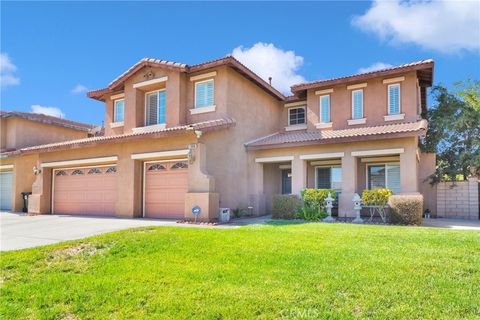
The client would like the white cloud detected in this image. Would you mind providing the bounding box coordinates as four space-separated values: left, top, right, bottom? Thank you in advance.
352 0 480 53
231 42 306 95
0 53 20 87
31 105 65 118
71 84 88 94
358 62 394 74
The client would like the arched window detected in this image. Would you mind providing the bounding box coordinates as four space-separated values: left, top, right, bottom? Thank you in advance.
88 168 102 174
171 162 188 169
106 167 117 174
55 170 67 176
71 169 84 175
148 164 166 171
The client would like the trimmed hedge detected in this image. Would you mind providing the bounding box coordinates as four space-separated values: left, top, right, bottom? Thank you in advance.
388 194 424 225
300 189 337 208
362 189 393 207
272 195 303 219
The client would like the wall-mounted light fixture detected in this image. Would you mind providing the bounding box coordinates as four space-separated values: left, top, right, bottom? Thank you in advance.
32 166 41 175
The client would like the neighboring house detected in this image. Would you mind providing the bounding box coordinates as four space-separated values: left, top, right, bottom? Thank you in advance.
0 111 96 211
0 56 436 220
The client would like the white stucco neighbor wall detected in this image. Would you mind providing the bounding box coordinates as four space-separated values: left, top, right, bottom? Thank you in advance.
437 177 479 219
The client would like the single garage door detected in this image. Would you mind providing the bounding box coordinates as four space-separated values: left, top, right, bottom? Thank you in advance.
0 171 13 210
144 161 188 219
53 165 117 216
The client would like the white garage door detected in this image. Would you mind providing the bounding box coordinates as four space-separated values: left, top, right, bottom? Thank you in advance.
0 171 14 210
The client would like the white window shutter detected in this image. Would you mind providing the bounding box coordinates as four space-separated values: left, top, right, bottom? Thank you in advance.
146 92 158 126
389 85 400 114
353 90 363 119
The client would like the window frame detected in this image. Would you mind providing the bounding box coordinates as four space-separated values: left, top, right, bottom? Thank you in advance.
314 165 342 191
366 162 400 193
351 89 364 120
319 94 331 123
387 83 401 115
144 89 166 126
194 78 215 109
113 99 125 123
287 106 307 126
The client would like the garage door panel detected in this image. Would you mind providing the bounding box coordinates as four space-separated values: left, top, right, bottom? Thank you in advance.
53 166 117 216
0 171 13 210
144 161 188 219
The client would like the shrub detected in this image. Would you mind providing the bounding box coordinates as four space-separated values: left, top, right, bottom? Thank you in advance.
388 195 424 225
362 189 393 207
272 195 303 219
300 189 337 209
297 205 327 221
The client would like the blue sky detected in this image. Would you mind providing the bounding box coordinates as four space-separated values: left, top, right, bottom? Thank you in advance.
1 1 479 125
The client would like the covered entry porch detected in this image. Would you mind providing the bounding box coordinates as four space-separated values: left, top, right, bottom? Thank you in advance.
251 139 420 217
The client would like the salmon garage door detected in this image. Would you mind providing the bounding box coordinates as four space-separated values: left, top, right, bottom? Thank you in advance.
53 166 117 216
144 161 188 219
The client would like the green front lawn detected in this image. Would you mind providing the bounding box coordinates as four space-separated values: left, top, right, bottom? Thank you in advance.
1 222 479 319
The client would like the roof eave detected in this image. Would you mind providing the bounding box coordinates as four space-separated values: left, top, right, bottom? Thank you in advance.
291 61 434 94
245 129 426 151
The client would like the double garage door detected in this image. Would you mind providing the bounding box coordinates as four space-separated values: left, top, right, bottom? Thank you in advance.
52 161 188 218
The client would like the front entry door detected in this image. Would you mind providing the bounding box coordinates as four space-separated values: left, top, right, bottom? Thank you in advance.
281 169 292 194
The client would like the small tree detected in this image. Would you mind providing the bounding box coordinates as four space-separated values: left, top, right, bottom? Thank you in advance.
421 80 480 182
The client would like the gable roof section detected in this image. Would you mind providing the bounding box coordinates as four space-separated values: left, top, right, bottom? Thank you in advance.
5 117 235 156
87 56 285 101
0 111 95 132
291 59 434 94
245 120 427 150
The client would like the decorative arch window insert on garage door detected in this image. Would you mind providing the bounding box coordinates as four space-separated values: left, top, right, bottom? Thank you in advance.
53 165 117 216
144 160 189 219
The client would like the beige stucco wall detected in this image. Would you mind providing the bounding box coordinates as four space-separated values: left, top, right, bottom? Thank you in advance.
200 67 283 212
1 118 89 151
282 71 420 131
0 154 38 211
418 152 437 215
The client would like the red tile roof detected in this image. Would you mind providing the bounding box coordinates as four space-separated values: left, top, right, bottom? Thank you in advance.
0 111 95 132
291 59 434 93
88 56 285 101
245 120 428 150
5 117 235 156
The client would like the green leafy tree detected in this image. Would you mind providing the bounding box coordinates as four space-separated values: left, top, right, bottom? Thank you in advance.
421 80 480 182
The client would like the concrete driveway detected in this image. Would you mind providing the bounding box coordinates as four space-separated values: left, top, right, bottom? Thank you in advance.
0 212 239 251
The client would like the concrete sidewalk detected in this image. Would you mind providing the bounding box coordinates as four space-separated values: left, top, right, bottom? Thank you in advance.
422 218 480 231
0 212 243 251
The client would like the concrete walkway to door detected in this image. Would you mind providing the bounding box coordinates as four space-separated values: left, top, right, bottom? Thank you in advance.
1 212 248 251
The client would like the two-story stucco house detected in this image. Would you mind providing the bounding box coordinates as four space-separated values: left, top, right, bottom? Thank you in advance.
0 111 96 211
0 56 436 220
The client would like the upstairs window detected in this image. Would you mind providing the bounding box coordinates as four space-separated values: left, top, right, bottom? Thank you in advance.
352 90 364 119
288 107 306 126
319 95 331 123
388 84 401 115
195 79 214 108
114 99 124 123
146 90 166 126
